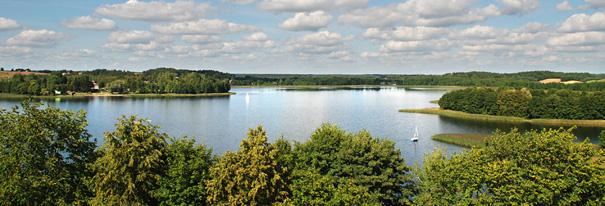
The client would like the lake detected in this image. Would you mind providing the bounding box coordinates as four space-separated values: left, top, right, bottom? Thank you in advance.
1 87 602 165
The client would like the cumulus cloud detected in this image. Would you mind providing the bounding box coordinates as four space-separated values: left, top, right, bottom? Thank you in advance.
547 32 605 46
259 0 367 12
63 16 117 30
95 0 211 22
499 0 539 15
7 29 65 47
556 1 574 11
339 0 501 28
585 0 605 8
381 40 451 52
454 25 503 39
224 0 256 4
151 19 256 35
0 17 20 31
284 31 350 58
559 12 605 33
280 11 332 31
0 46 31 57
181 35 221 44
363 27 447 41
104 30 171 53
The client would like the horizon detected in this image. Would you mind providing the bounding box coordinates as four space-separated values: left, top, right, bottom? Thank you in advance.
0 0 604 73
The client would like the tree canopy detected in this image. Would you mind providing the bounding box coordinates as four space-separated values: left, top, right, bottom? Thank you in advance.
0 101 96 205
416 128 605 205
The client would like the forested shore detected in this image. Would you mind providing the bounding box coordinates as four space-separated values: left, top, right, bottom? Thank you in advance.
0 68 231 96
233 71 605 91
2 70 605 97
1 102 604 205
438 87 605 120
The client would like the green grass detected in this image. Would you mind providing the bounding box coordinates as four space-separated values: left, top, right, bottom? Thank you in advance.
432 133 489 148
400 108 605 128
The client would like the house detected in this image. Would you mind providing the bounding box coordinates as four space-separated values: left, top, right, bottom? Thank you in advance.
539 78 562 84
54 90 62 95
91 81 100 91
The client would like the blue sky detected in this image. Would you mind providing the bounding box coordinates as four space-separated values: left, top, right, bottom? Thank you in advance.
0 0 604 74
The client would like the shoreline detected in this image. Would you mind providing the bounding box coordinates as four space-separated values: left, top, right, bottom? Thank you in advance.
432 133 489 148
232 85 466 91
400 107 605 128
0 92 235 99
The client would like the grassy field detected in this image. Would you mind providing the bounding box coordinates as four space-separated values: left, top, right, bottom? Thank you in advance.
0 92 235 99
400 108 605 128
0 71 49 79
432 133 489 148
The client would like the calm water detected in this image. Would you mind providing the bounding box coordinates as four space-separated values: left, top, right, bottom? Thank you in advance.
1 87 602 165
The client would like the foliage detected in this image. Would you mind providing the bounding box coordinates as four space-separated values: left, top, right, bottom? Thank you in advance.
233 71 605 91
290 124 415 205
439 87 605 120
89 116 168 206
0 68 231 95
153 138 214 206
0 101 96 205
416 128 605 205
206 126 290 205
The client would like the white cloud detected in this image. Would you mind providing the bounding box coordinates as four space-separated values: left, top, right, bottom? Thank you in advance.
363 27 447 41
559 12 605 33
0 17 20 31
95 0 211 22
585 0 605 8
104 30 171 53
259 0 367 12
556 1 574 11
181 35 221 44
0 46 31 57
454 25 503 39
547 32 605 46
499 0 539 15
280 11 332 31
108 30 154 44
517 22 549 33
63 16 116 30
224 0 256 4
152 19 256 35
381 40 451 52
339 0 500 28
285 31 349 58
7 29 65 47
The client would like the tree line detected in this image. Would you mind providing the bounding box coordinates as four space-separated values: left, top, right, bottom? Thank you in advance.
1 102 604 205
232 71 605 91
439 87 605 120
0 68 231 95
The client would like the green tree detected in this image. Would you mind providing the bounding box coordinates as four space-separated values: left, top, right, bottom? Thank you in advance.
153 139 214 205
291 124 415 205
206 126 290 205
89 116 168 206
0 101 96 205
416 128 605 205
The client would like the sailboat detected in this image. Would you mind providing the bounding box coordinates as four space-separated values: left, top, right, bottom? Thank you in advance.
411 126 419 142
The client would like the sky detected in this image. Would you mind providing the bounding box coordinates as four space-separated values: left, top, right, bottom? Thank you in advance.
0 0 604 74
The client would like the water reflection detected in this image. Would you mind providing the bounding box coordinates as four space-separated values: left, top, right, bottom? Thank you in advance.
0 87 602 165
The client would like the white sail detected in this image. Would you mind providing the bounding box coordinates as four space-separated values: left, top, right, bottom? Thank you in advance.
411 126 419 142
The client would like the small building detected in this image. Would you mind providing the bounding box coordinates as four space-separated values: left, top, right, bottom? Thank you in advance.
91 81 100 91
54 90 62 95
539 78 562 84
